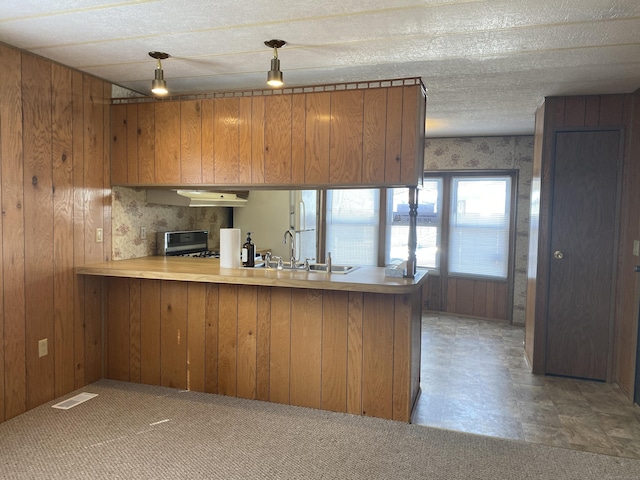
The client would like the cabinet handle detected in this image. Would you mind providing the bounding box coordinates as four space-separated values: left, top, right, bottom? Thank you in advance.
553 250 564 260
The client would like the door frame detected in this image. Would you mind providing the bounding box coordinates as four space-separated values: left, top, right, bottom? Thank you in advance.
635 295 640 403
533 126 625 380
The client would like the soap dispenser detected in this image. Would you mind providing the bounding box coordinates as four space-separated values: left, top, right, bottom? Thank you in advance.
242 232 255 267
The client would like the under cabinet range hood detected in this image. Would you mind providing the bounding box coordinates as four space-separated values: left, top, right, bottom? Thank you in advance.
146 189 248 207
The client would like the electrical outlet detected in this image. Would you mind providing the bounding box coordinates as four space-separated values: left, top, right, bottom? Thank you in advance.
96 227 103 243
633 240 640 257
141 226 147 240
38 338 48 358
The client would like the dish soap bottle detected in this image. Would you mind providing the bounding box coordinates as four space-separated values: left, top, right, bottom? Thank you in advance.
242 232 255 267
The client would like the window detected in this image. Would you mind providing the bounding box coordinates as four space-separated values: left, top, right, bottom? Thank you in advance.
322 173 513 280
386 179 442 269
325 189 379 266
448 176 512 278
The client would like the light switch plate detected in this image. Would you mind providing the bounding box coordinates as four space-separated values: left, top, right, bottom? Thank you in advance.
141 226 147 240
38 338 48 358
633 240 640 257
96 228 103 243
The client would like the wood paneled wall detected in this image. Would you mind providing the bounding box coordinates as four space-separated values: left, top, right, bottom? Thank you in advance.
0 44 111 422
446 278 509 321
104 278 422 422
424 274 509 322
614 88 640 396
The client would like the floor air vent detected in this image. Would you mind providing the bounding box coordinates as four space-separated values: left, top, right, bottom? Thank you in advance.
52 392 98 410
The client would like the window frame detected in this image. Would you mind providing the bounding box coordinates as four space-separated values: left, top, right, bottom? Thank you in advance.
432 170 518 282
315 170 517 283
447 174 513 279
385 179 443 271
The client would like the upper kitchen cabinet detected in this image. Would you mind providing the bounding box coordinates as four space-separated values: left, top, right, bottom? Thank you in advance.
154 101 181 184
114 100 182 184
264 94 293 184
210 97 241 184
110 79 427 188
110 102 156 184
180 100 204 184
330 90 364 184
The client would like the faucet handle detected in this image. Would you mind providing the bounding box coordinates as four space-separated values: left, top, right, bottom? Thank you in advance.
303 257 315 269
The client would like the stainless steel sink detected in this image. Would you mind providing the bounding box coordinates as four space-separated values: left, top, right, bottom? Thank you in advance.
264 260 306 271
307 263 358 274
262 260 357 274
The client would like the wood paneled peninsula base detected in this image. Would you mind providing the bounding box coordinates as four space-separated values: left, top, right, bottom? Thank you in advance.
77 257 426 422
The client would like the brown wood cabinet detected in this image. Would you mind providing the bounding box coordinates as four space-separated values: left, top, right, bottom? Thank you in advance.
111 81 426 188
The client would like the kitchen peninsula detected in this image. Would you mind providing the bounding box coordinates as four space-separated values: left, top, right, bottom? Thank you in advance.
77 257 426 422
83 77 429 422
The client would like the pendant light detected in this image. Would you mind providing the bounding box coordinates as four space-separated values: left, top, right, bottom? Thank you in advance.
264 40 286 87
149 51 169 95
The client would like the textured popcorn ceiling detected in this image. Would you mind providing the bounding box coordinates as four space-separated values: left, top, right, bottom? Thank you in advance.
1 0 639 137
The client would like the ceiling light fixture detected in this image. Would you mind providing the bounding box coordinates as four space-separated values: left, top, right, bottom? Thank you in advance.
264 39 286 87
149 51 169 95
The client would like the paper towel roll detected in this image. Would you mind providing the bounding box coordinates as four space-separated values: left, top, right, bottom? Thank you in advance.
220 228 241 268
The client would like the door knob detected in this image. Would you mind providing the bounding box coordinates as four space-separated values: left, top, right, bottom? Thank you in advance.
553 250 564 260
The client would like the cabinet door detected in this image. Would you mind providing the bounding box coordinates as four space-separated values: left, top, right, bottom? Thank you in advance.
251 97 266 184
330 90 363 184
201 99 215 183
304 91 331 184
214 97 240 184
238 97 253 184
126 104 139 183
264 95 292 184
384 87 403 183
154 102 181 184
545 129 621 380
111 104 128 184
180 100 202 183
291 94 306 184
137 103 155 184
362 88 387 184
400 85 423 185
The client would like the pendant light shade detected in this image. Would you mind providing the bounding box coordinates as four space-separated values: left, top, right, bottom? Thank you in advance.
149 51 169 95
267 57 283 87
264 40 286 87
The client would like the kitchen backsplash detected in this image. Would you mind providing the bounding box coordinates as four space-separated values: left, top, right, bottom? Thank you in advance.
111 186 231 260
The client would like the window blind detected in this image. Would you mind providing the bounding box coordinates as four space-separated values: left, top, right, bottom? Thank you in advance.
448 177 511 278
326 189 379 266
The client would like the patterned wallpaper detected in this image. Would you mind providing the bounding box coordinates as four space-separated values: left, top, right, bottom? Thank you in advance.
111 186 232 260
425 136 534 326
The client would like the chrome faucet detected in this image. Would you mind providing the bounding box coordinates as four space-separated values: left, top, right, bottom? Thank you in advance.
283 230 296 267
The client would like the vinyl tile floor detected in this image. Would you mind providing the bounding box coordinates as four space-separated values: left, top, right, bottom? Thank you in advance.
412 313 640 459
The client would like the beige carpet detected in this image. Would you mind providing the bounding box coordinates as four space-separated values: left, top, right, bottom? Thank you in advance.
1 380 639 479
